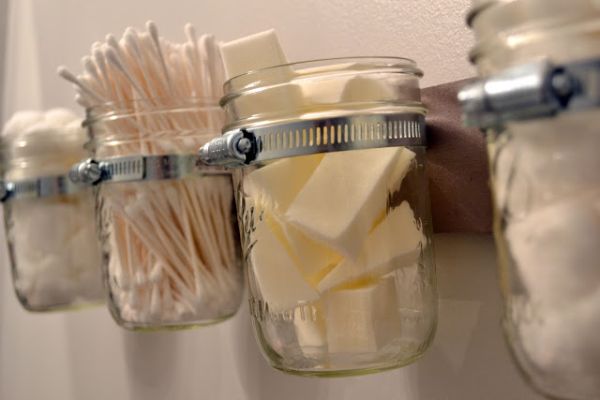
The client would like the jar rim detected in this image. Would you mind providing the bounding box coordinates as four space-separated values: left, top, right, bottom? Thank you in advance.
225 56 422 84
84 97 221 126
221 56 423 108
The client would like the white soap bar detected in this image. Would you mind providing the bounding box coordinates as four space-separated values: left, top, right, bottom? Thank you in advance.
285 147 408 260
250 198 338 290
341 75 395 103
220 29 288 79
294 301 327 356
388 147 416 191
219 30 305 120
297 63 357 104
244 153 323 212
324 276 402 353
317 201 424 292
282 222 341 286
250 211 319 312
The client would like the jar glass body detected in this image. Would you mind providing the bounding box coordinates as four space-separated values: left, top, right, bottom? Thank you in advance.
2 154 103 311
470 2 600 399
224 58 437 375
88 103 244 330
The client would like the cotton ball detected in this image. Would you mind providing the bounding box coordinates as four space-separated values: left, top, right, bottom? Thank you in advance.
43 108 79 128
21 119 62 139
1 111 44 137
517 292 600 391
14 255 75 308
507 192 600 308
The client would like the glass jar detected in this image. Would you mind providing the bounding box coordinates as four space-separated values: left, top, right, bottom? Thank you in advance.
216 58 437 376
83 100 244 330
0 111 104 311
463 2 600 399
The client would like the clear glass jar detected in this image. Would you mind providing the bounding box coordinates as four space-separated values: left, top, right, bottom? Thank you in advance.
86 100 243 330
223 58 437 376
467 2 600 399
1 114 104 311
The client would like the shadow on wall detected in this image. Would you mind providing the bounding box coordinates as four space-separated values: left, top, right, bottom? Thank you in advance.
231 301 331 400
414 234 540 400
231 235 540 400
122 330 180 400
58 235 539 400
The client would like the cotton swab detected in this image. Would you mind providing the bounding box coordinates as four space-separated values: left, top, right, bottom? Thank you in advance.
146 21 173 92
58 67 106 104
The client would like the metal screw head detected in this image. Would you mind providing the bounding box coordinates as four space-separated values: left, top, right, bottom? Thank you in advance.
236 137 252 154
69 159 101 184
84 160 102 183
551 71 575 102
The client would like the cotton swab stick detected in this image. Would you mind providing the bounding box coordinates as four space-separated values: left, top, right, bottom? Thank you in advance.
147 21 173 92
58 67 106 104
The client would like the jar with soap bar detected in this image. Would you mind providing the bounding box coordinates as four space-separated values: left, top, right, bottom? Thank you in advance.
201 54 437 376
460 1 600 399
64 23 243 330
0 109 104 311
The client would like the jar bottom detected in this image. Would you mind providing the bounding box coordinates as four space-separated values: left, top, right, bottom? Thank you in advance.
269 351 429 378
16 298 105 313
251 304 436 377
14 287 105 313
114 311 238 332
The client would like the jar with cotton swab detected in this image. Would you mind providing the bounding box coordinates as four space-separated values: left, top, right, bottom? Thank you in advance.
0 109 104 311
64 22 243 330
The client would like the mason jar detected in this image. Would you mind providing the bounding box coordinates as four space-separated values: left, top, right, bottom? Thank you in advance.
1 111 103 311
77 100 244 330
461 2 600 399
201 57 437 376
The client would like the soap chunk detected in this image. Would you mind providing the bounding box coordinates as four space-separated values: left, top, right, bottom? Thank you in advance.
317 201 424 292
282 222 341 287
244 153 323 212
388 147 416 191
285 147 409 260
220 29 288 79
250 211 319 312
341 75 395 103
219 29 307 121
294 301 327 357
324 276 402 353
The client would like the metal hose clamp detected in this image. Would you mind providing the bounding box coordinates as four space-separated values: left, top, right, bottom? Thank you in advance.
69 154 229 186
0 175 84 202
198 113 426 167
458 57 600 129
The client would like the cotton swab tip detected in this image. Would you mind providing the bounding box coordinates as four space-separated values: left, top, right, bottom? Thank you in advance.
57 66 75 81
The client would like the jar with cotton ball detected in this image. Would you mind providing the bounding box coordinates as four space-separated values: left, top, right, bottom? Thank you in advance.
0 108 104 311
63 22 243 330
201 30 437 376
461 1 600 399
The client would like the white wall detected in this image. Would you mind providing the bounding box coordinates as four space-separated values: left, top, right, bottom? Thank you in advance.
0 1 543 399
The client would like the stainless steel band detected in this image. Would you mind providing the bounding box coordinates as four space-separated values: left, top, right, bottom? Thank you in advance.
0 175 83 202
459 57 600 129
70 154 229 186
11 114 426 195
198 113 426 167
